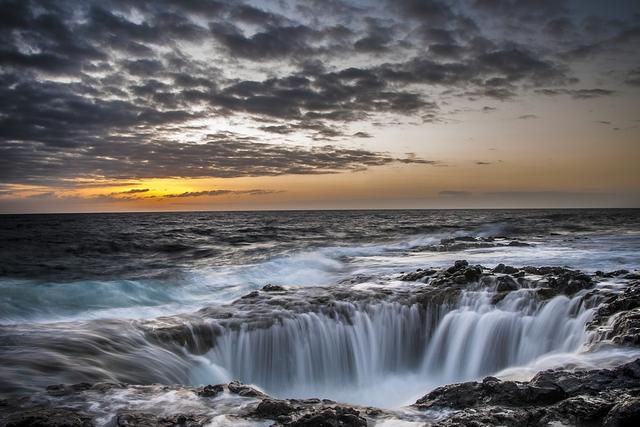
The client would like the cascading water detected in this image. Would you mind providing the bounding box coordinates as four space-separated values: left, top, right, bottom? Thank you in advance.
194 287 599 407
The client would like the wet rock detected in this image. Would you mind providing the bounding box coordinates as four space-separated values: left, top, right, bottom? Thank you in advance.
116 411 209 427
603 397 640 426
597 269 629 278
493 263 520 274
5 407 94 427
522 266 573 276
607 309 640 346
262 284 285 292
399 268 436 282
538 394 614 426
241 291 260 299
415 375 565 409
117 412 158 427
288 406 367 427
546 271 593 295
419 359 640 427
495 275 519 292
228 380 266 398
196 384 223 398
463 266 482 282
508 241 531 247
596 286 640 317
446 260 469 274
253 399 295 418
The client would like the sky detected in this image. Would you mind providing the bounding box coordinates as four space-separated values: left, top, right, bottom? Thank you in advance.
0 0 639 213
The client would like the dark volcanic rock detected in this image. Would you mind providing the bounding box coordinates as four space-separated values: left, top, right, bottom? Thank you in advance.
416 359 640 427
399 268 436 282
591 284 640 345
508 241 531 247
253 399 296 419
116 411 209 427
447 259 469 274
495 275 519 292
196 384 224 398
228 380 267 398
603 397 640 426
262 284 285 292
288 406 367 427
493 263 519 274
5 408 94 427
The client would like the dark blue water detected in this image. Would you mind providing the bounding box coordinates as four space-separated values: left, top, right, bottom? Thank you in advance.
1 209 639 323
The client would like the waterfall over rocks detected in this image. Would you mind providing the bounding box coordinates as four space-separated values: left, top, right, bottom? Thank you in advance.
194 282 600 407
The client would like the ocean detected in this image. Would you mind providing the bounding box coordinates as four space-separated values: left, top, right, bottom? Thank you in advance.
1 209 639 410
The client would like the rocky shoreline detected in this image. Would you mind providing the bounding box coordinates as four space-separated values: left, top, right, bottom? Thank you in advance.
1 262 639 426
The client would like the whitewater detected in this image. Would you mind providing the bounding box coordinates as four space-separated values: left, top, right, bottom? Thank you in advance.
1 209 639 414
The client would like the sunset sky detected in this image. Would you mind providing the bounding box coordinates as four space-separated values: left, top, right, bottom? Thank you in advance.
0 0 639 213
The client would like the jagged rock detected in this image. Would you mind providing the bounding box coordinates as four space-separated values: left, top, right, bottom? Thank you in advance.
241 291 260 299
493 263 520 274
197 384 223 398
288 406 367 427
262 284 285 292
496 275 519 292
253 399 296 419
463 266 483 282
607 309 640 346
596 270 629 278
117 412 158 427
522 266 574 276
5 407 94 427
417 359 640 427
595 285 640 320
399 268 436 281
228 380 266 398
603 397 640 426
447 260 469 274
538 394 615 426
116 411 209 427
546 271 593 295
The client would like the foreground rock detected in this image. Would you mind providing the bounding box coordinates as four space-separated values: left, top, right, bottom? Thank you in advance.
0 382 417 426
3 359 640 426
415 359 640 426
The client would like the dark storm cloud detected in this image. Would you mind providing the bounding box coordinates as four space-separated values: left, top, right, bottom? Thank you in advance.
0 0 637 189
392 0 455 26
535 88 616 99
471 0 569 22
209 22 319 60
0 129 434 185
625 69 640 86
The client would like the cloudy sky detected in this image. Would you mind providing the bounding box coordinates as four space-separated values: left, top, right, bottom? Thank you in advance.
0 0 639 212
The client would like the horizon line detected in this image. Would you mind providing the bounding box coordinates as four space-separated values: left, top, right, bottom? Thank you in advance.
2 206 639 216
